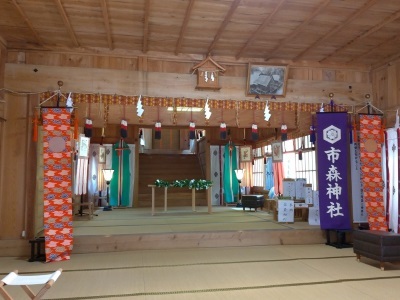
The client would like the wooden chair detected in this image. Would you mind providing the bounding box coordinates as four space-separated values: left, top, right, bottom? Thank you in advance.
0 268 62 300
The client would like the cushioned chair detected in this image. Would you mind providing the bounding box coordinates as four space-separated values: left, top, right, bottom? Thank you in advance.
0 268 62 300
353 230 400 270
241 195 265 211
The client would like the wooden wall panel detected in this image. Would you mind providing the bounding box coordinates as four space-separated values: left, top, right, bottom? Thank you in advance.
289 68 310 80
25 52 62 66
224 64 247 77
371 67 388 111
0 94 29 239
0 44 7 238
386 64 398 110
311 69 323 81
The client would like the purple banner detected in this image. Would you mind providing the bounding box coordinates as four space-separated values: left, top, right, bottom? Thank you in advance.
316 112 351 230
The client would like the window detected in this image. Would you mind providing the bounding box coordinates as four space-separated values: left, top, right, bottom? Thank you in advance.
256 136 317 190
252 147 264 187
284 136 316 189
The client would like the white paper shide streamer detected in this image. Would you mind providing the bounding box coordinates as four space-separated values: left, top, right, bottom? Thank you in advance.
136 95 144 117
205 97 211 119
264 100 271 121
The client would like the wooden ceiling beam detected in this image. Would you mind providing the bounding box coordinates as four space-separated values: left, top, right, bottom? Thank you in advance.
99 0 113 50
322 9 400 63
264 0 331 61
54 0 80 47
350 32 400 66
175 0 195 55
142 0 151 53
0 35 7 48
207 0 241 55
235 0 286 60
294 0 379 62
11 0 44 45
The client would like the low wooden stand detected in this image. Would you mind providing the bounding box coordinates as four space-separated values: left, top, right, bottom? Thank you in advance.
325 229 352 249
28 237 45 262
73 202 95 219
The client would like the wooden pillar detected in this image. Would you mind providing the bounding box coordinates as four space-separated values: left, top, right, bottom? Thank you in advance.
133 125 140 208
205 129 212 214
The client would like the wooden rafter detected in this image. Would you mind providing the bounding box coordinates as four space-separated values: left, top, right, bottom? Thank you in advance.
54 0 79 47
207 0 241 55
264 0 331 61
293 0 379 62
321 9 400 63
100 0 113 50
175 0 195 55
235 0 286 60
0 35 7 47
11 0 43 45
372 50 400 70
142 0 150 53
349 32 400 65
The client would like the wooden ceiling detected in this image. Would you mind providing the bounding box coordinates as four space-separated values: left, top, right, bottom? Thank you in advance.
1 0 400 68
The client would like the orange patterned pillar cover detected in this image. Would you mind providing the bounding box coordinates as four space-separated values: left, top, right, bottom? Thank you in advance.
359 114 388 231
42 108 73 262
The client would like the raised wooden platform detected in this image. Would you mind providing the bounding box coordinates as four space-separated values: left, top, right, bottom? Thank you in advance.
0 206 327 258
71 206 326 254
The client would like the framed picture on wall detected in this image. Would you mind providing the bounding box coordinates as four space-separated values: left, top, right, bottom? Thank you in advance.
98 146 106 164
272 141 283 162
78 136 90 158
239 145 252 162
247 64 288 97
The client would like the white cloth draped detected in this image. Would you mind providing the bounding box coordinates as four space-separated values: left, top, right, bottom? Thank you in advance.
87 144 135 207
385 128 398 232
350 142 367 223
210 145 222 205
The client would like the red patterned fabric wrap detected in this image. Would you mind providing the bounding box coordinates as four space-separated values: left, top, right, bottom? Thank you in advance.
359 114 388 231
42 108 73 262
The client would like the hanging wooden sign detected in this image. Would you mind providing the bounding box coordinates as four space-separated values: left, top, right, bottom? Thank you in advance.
192 55 225 90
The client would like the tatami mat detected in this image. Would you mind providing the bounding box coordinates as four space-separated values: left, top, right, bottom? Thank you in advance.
1 245 400 299
72 206 316 236
2 207 400 299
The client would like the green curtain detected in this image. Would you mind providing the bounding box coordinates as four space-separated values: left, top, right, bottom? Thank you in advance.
110 140 131 206
223 143 239 203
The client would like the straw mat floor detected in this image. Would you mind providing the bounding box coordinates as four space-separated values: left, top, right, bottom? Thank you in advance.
1 244 400 299
2 207 400 299
72 206 316 236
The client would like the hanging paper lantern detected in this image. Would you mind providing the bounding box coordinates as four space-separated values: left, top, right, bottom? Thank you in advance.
281 124 287 141
310 125 316 144
251 124 258 141
189 122 196 140
84 118 93 138
120 119 128 138
155 122 161 140
220 122 227 140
